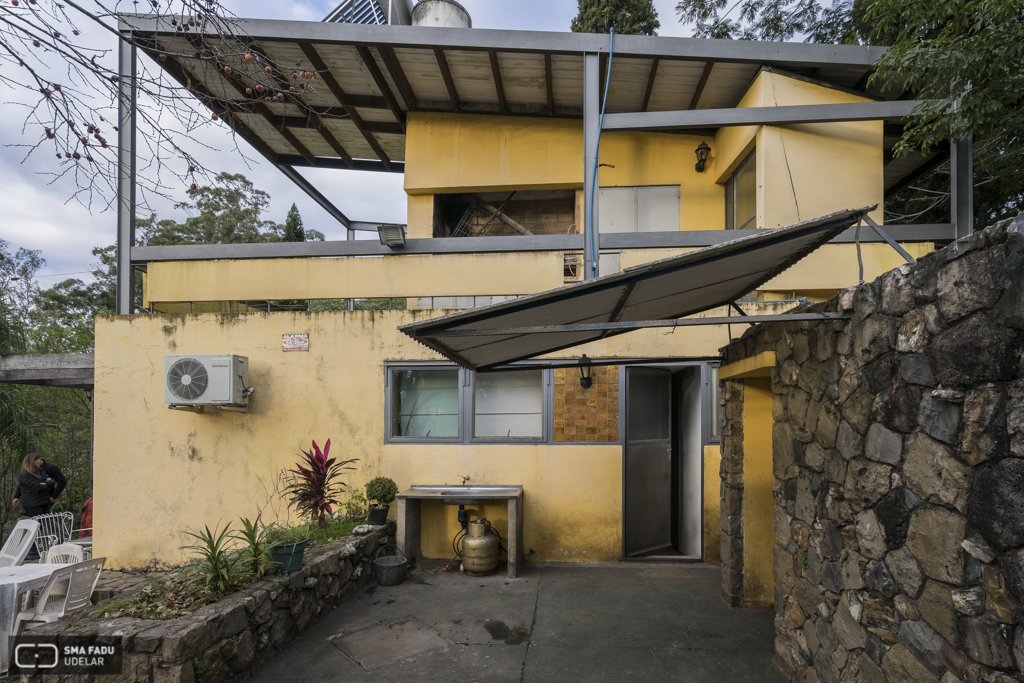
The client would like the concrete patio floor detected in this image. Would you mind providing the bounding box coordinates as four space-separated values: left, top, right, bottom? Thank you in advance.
252 561 786 683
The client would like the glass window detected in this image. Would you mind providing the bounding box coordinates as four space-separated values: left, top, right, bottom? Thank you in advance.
725 151 756 230
474 370 543 439
391 369 460 438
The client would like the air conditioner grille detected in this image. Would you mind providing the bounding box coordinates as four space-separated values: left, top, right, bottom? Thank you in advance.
167 358 209 401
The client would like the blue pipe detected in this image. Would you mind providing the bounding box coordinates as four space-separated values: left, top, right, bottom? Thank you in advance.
587 27 614 278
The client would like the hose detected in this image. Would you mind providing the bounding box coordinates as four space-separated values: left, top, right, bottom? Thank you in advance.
586 27 615 278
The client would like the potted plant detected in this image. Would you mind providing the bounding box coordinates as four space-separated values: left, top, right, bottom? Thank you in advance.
365 476 398 525
265 524 313 573
278 438 357 571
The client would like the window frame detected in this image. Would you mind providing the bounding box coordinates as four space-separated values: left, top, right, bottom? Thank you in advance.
384 362 466 444
385 362 551 444
725 150 757 231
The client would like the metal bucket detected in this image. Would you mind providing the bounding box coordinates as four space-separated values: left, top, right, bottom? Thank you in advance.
374 545 408 586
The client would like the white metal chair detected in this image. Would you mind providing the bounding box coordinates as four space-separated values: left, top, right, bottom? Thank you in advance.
13 558 105 635
30 511 74 557
0 520 39 568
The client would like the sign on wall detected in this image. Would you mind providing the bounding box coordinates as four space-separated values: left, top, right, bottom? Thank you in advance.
282 333 309 352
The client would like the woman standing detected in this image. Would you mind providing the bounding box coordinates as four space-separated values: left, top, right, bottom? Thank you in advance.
17 453 56 560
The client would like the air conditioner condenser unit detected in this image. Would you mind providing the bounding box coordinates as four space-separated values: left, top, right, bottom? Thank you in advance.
164 355 252 412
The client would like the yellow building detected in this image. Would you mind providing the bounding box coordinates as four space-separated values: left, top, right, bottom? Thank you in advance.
101 11 958 597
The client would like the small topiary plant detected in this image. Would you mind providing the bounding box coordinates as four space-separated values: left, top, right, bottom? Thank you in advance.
365 476 399 508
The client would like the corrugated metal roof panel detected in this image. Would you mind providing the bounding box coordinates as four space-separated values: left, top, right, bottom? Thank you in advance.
400 207 872 370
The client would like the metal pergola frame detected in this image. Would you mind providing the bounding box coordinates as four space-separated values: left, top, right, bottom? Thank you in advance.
114 16 975 314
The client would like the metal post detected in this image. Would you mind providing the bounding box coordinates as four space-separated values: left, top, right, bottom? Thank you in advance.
583 52 600 280
116 35 137 314
346 227 355 311
950 135 973 240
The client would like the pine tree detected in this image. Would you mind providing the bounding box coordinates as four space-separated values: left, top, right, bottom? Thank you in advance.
571 0 660 35
283 204 305 243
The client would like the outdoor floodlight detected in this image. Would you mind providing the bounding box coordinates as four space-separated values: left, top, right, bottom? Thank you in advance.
578 354 593 389
378 224 407 248
694 141 711 172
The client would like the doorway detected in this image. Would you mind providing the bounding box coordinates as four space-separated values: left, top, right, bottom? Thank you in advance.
623 364 707 559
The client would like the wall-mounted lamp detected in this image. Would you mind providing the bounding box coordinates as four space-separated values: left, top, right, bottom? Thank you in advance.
578 354 593 389
694 141 711 173
377 224 407 248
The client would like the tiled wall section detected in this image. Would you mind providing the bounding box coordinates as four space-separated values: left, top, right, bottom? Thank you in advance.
554 365 620 442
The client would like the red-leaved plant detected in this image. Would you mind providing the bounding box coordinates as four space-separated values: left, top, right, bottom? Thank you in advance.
283 439 358 530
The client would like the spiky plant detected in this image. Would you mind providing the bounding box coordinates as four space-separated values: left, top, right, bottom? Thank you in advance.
282 439 358 530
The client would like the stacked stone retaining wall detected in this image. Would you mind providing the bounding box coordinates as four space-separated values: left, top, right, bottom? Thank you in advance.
24 524 393 683
720 215 1024 682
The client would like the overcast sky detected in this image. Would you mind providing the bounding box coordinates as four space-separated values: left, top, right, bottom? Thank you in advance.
0 0 693 285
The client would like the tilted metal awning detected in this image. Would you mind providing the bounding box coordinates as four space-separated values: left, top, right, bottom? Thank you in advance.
399 207 873 371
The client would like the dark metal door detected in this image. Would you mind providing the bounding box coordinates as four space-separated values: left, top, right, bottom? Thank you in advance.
624 367 672 557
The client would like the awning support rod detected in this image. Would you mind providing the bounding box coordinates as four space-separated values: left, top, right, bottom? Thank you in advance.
426 313 846 337
862 216 917 264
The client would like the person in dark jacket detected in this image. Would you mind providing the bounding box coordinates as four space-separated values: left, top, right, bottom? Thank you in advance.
12 453 63 560
12 454 66 512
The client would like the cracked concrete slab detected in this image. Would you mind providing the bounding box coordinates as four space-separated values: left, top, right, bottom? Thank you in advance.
250 562 783 683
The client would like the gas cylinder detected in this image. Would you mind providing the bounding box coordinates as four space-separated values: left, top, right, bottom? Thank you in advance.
461 519 500 576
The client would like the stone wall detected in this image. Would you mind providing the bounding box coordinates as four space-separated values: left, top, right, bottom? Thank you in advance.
25 524 394 683
720 215 1024 682
720 379 745 606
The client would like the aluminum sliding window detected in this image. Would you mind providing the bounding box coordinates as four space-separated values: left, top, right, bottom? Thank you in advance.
385 363 546 444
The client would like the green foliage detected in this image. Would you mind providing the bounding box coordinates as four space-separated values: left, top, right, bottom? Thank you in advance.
282 203 305 242
283 439 358 530
265 518 358 549
138 173 325 246
365 476 399 506
572 0 660 34
181 523 250 596
674 0 867 42
343 490 369 518
799 550 808 570
235 515 273 579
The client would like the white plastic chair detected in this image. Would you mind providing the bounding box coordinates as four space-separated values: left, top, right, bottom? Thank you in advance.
30 512 74 557
0 520 39 568
13 558 105 635
44 543 84 564
38 544 84 607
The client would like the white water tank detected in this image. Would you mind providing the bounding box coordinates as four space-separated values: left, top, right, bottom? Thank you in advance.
412 0 471 28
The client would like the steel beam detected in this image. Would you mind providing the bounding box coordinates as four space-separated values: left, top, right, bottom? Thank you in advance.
583 51 600 280
277 154 402 172
380 45 418 110
544 54 554 115
951 135 974 239
602 100 921 132
688 62 714 110
426 313 847 337
488 51 507 113
300 43 393 169
275 165 351 227
131 224 954 264
120 15 888 68
434 48 460 110
116 35 137 315
640 59 658 112
355 45 406 131
862 216 916 263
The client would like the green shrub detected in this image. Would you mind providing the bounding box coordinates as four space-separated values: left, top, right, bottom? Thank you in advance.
343 490 369 518
181 523 250 597
365 476 399 507
234 515 273 579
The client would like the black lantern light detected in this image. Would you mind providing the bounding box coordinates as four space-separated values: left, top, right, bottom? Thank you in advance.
694 141 711 172
578 354 593 389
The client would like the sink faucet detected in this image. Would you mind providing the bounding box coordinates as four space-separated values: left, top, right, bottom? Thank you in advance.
460 475 470 485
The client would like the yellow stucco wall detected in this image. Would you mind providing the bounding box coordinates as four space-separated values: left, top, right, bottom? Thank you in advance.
93 309 726 569
742 378 775 607
703 444 722 564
